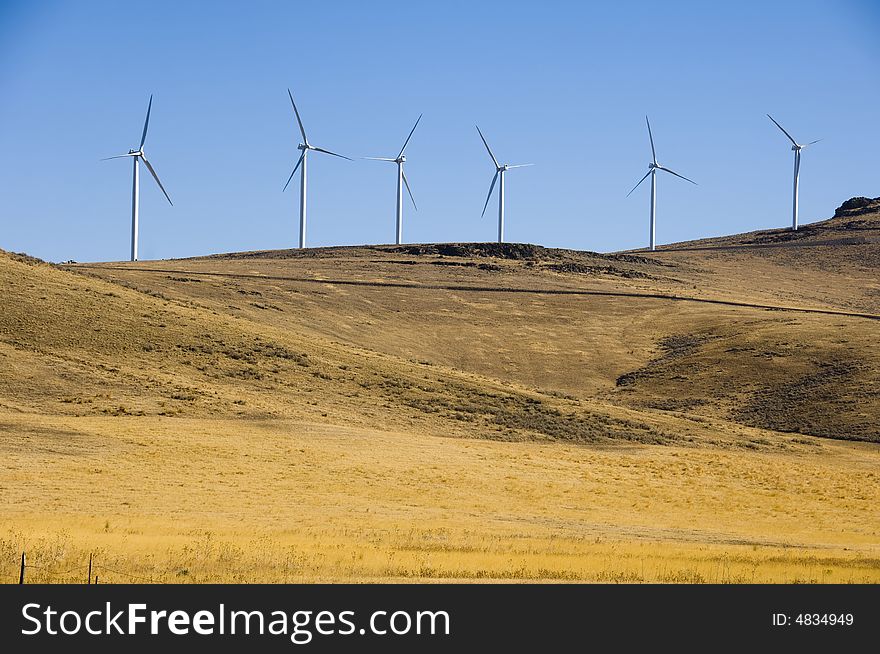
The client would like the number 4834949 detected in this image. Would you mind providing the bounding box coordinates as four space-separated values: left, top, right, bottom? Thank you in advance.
795 614 854 626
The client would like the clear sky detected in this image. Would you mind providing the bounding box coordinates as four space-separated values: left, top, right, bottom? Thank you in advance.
1 0 878 262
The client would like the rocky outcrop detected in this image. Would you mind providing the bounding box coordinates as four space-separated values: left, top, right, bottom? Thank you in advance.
834 196 880 218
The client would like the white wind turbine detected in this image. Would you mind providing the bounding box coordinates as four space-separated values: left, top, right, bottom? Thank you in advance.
102 95 173 262
365 114 422 245
283 89 352 248
476 126 533 243
767 114 821 231
627 116 696 251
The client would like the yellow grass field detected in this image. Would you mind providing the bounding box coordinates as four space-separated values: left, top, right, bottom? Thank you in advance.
2 416 878 583
1 199 878 582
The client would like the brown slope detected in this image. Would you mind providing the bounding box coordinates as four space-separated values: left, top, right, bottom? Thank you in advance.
63 197 879 443
644 197 880 315
0 248 688 446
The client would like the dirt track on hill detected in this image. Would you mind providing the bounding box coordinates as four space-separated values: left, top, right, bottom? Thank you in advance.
67 264 880 321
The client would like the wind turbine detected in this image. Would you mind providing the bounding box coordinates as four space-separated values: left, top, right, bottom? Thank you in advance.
627 116 696 251
365 114 422 245
767 114 821 231
102 95 172 262
476 126 533 243
283 89 352 248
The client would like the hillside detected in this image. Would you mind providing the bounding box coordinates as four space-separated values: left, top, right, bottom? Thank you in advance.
56 198 880 443
0 197 878 583
0 246 691 445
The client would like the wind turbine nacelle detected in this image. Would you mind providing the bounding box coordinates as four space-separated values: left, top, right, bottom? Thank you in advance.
791 145 800 151
398 155 406 163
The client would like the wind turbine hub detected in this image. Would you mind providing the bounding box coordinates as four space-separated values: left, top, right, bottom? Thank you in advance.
649 162 659 170
398 155 406 163
501 164 509 171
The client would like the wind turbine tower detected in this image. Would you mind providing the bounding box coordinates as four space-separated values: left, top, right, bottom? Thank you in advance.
366 114 422 245
767 114 821 231
476 126 533 243
102 95 173 261
627 116 696 251
283 89 352 248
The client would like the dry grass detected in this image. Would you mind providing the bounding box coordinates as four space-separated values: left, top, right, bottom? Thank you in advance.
0 203 878 583
1 415 877 583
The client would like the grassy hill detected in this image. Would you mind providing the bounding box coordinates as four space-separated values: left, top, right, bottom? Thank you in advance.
0 198 878 582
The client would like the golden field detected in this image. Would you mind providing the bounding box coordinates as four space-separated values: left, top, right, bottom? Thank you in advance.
1 198 878 582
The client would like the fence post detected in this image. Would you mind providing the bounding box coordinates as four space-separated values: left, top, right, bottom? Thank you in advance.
19 553 25 585
94 575 99 584
88 553 93 585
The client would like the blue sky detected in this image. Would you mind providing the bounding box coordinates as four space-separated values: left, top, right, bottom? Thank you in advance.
1 0 878 262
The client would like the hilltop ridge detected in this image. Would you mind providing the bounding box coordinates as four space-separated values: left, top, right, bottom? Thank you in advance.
5 196 866 443
2 197 878 445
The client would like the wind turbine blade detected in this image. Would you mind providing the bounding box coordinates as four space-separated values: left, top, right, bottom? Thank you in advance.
481 171 499 217
626 170 652 197
646 116 657 164
805 138 823 146
312 146 353 161
402 170 417 211
288 89 308 144
139 94 153 150
363 157 397 162
282 151 305 192
506 163 534 169
397 113 423 159
140 156 173 205
100 154 135 160
475 125 499 168
659 166 697 185
767 114 799 147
